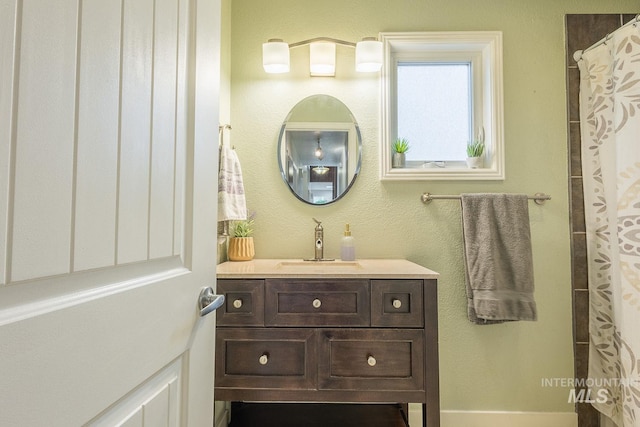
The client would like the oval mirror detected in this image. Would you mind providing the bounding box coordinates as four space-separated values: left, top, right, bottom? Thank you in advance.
278 95 362 205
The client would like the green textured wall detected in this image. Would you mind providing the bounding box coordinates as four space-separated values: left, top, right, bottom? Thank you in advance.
224 0 638 413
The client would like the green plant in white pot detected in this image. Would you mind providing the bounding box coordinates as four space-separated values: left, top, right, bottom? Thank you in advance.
466 129 485 169
392 138 410 168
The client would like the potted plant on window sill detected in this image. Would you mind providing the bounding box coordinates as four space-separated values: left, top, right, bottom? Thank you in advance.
392 138 410 168
466 130 485 169
228 216 255 261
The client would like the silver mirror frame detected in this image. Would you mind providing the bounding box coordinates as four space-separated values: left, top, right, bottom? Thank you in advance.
277 95 362 205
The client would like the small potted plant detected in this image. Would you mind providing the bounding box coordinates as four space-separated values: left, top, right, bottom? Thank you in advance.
392 137 410 168
466 129 485 169
228 215 255 261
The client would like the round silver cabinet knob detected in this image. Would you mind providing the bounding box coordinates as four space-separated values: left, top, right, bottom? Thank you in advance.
367 355 377 367
312 298 322 309
259 354 269 365
233 299 243 309
392 299 402 309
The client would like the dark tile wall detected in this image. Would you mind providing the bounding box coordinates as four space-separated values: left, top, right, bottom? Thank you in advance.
565 13 637 427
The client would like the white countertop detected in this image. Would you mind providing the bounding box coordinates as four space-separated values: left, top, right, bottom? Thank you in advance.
216 258 439 279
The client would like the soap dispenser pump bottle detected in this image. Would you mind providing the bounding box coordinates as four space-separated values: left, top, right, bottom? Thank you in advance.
340 224 356 261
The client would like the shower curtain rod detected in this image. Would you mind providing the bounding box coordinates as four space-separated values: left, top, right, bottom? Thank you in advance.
421 192 551 205
574 13 640 60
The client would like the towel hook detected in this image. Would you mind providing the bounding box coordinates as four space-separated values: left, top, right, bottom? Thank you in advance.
218 124 233 148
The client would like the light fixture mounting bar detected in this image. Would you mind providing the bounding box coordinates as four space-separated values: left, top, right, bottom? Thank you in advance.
288 37 357 49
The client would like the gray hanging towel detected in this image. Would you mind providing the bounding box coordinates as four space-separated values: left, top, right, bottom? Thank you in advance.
461 193 537 324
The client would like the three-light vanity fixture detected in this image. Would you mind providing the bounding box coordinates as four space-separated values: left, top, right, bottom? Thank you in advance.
262 37 383 76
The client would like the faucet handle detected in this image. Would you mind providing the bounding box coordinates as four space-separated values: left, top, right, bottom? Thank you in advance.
312 218 323 230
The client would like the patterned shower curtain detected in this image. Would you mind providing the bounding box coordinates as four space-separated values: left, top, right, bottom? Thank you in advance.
577 22 640 427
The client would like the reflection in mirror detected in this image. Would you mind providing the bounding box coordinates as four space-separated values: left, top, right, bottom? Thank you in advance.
278 95 362 205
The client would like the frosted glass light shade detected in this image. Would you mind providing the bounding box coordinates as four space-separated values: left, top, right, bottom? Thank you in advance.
310 42 336 76
263 40 290 73
355 39 383 72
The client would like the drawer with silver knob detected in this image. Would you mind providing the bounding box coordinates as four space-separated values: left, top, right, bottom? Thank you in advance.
215 328 317 390
371 280 424 327
216 279 265 326
318 329 424 391
265 279 370 327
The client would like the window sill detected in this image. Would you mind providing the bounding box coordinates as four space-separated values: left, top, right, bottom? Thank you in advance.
380 161 504 181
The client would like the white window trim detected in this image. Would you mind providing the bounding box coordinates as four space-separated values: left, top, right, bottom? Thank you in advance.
379 31 505 181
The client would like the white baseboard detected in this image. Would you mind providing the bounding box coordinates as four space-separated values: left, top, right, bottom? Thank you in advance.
214 401 230 427
408 405 577 427
214 409 229 427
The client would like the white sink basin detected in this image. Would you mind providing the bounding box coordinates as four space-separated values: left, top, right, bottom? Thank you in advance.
275 260 363 271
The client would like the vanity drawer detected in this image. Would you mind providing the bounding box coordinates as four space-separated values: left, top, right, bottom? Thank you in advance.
216 328 317 390
216 279 264 326
371 280 424 327
318 329 424 391
265 279 370 327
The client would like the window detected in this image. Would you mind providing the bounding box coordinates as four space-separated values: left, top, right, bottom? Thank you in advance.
398 62 472 162
379 32 504 180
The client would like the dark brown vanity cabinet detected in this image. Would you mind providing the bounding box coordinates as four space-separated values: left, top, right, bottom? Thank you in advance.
215 277 440 427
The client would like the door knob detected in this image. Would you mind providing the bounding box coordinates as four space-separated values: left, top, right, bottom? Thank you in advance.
198 287 225 317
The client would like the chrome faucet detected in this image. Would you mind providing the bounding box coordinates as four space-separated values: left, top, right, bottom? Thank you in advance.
306 218 334 261
313 218 324 260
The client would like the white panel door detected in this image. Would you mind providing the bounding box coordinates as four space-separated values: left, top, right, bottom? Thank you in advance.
0 0 221 425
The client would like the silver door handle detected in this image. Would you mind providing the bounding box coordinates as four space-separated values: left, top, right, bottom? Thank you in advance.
199 287 225 317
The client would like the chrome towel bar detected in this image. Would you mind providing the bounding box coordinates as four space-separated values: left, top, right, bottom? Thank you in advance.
421 192 551 205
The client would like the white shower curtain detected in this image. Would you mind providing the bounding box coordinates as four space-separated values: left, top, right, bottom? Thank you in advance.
578 22 640 427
